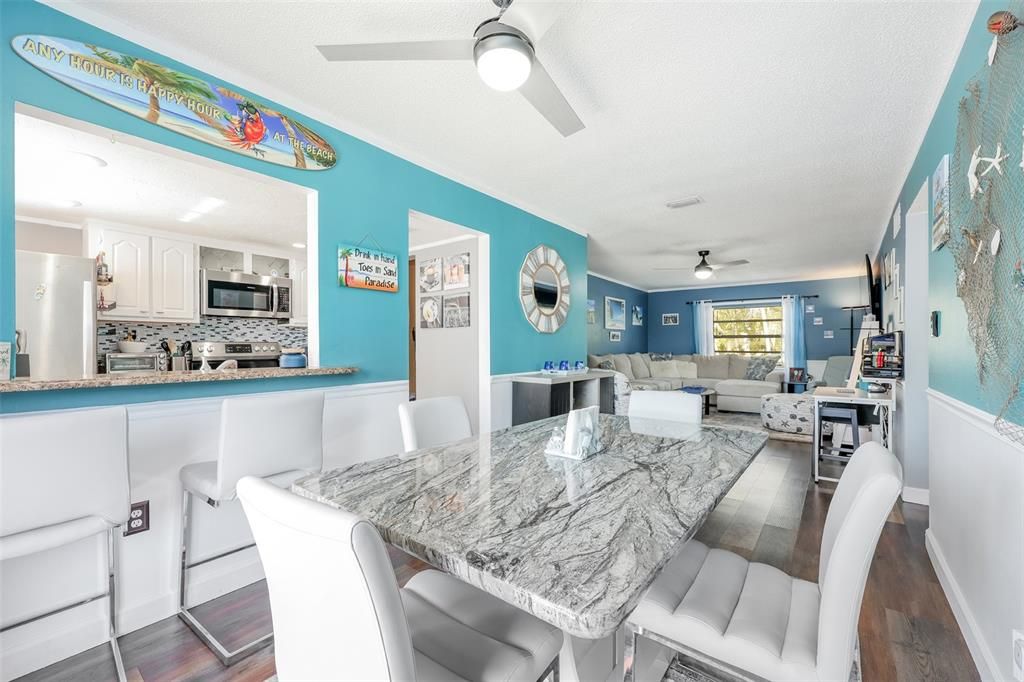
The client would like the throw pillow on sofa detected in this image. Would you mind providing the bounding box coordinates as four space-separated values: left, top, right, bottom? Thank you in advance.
675 360 698 378
611 354 634 379
695 355 730 379
745 356 779 381
650 360 681 379
629 353 652 379
597 360 615 370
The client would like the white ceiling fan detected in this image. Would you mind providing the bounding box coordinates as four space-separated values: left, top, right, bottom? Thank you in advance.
654 250 750 280
315 0 584 137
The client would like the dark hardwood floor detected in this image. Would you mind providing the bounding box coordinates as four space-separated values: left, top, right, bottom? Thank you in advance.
16 440 977 682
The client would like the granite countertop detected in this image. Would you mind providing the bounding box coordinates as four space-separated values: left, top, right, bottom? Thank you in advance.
293 414 767 639
0 366 358 393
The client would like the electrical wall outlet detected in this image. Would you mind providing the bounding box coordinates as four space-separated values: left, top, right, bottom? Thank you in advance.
1013 629 1023 681
124 500 150 536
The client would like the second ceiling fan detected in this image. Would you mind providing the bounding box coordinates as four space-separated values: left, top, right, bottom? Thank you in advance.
316 0 584 137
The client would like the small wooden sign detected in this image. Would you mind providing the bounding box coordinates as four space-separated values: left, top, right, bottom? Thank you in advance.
338 244 399 293
12 35 337 171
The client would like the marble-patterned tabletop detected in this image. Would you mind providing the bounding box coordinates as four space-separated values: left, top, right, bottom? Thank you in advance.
292 414 767 639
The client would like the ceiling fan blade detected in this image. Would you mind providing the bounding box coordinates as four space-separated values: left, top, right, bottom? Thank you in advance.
653 267 690 271
709 259 750 270
518 57 584 137
316 40 474 62
501 1 564 42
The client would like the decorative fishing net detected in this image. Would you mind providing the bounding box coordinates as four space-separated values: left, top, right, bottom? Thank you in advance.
949 4 1024 443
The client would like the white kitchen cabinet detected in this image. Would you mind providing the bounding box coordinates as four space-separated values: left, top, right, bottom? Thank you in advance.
289 258 308 325
152 237 195 320
94 227 151 319
87 223 197 322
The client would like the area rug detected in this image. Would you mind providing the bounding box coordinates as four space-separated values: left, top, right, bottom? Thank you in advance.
703 409 812 444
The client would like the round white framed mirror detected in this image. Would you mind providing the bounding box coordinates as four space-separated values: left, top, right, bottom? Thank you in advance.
519 245 570 333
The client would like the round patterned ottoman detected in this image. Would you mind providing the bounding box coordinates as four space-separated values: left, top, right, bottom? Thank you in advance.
760 393 832 441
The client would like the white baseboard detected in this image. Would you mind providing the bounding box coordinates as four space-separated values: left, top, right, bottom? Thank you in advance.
900 485 929 506
925 529 997 681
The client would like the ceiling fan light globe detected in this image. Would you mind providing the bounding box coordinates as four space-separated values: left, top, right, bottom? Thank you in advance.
474 34 533 91
694 265 713 280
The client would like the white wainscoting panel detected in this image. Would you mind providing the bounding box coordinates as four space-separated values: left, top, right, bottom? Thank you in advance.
926 389 1022 682
0 380 409 681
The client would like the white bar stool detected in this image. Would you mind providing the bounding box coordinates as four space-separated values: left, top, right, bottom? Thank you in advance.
178 391 324 666
0 407 130 682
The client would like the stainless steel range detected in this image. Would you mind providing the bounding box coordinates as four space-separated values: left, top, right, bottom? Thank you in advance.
192 341 282 369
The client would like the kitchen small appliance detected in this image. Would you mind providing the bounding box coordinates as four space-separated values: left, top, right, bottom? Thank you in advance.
106 352 168 375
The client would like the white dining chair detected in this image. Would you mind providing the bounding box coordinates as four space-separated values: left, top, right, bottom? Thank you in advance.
627 391 702 424
0 407 130 682
237 476 563 681
178 391 324 665
625 441 902 682
398 396 472 453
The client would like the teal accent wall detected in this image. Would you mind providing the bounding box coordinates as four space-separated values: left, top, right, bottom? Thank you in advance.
647 276 870 360
873 0 1001 413
0 0 587 412
586 274 648 355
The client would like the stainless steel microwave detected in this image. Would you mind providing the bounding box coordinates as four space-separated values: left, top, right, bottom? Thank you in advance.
201 270 292 319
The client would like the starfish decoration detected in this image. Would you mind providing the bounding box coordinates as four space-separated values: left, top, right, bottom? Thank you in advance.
979 142 1009 176
969 143 1011 198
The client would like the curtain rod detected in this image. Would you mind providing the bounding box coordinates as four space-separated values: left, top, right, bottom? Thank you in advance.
684 295 819 305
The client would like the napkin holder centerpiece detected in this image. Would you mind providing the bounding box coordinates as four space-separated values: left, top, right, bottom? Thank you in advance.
544 406 602 460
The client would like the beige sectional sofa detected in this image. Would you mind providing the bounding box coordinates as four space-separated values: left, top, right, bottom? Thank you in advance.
587 352 783 415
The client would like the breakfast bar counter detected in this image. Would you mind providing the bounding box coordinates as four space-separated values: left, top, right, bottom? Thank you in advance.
0 366 359 393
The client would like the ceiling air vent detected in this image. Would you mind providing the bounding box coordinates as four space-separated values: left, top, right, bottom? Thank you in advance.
665 195 704 210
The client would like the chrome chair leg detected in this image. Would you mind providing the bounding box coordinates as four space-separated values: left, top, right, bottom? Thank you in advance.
177 489 273 666
108 526 128 682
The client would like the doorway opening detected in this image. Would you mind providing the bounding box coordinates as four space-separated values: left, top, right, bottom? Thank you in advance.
408 210 491 434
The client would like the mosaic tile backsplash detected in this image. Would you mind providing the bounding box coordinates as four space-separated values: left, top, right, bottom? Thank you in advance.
99 316 308 359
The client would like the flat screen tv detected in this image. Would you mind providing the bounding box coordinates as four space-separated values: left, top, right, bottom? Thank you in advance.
865 254 881 321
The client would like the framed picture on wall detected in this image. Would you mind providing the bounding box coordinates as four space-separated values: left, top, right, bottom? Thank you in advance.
605 296 626 330
932 154 951 251
586 299 597 324
443 252 470 289
609 331 621 342
662 313 680 326
631 305 644 326
419 257 442 293
420 296 442 328
443 293 471 328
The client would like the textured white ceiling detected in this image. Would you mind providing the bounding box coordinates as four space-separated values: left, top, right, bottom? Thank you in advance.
54 0 977 289
15 111 309 253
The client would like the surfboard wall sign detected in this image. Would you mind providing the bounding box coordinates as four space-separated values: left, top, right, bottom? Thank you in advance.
11 35 338 171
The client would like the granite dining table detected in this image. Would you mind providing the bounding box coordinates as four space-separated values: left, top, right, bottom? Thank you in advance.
292 414 767 641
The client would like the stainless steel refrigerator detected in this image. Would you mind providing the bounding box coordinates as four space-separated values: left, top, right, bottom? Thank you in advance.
15 250 97 381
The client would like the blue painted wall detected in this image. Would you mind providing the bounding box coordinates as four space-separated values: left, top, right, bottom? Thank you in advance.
647 276 869 360
587 274 648 355
0 0 587 412
872 0 1000 413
